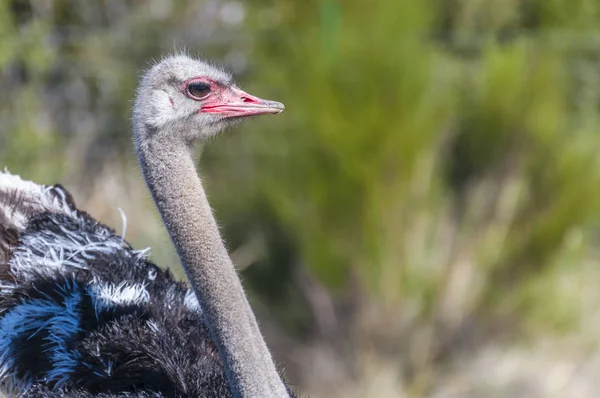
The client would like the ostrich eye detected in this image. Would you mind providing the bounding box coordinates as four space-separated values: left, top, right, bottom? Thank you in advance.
187 82 211 99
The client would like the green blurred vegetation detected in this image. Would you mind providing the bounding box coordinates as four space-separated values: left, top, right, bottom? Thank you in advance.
3 0 600 396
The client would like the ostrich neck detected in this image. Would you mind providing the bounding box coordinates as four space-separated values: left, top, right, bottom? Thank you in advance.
135 134 288 398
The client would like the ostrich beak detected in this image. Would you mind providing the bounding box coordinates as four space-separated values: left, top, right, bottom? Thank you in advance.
201 87 285 118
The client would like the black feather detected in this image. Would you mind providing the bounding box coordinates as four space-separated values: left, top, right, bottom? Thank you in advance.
0 181 297 397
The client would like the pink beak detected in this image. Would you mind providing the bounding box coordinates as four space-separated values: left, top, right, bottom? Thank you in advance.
201 87 285 118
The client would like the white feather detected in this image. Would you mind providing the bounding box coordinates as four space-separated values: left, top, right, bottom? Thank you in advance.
90 281 150 312
0 170 78 232
184 289 202 312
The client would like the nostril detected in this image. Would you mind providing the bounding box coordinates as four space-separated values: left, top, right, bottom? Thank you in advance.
242 96 258 103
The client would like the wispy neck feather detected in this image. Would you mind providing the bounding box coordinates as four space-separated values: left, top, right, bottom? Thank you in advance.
134 130 289 397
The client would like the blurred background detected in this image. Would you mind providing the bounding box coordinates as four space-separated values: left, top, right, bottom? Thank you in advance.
3 0 600 397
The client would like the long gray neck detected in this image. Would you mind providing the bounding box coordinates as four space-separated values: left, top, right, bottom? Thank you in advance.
135 132 288 398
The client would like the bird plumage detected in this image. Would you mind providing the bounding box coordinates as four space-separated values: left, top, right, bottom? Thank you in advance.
0 171 233 396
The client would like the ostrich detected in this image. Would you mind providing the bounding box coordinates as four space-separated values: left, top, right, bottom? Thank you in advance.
0 55 296 398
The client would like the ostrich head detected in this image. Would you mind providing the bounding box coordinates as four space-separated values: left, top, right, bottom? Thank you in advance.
133 54 284 143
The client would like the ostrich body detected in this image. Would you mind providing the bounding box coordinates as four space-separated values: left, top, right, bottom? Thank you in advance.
0 55 294 398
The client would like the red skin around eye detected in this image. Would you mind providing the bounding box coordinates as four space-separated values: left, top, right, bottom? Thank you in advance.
182 77 284 118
